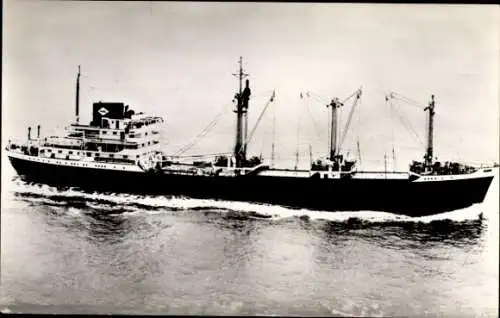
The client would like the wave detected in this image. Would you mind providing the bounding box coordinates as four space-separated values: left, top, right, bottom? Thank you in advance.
7 178 487 224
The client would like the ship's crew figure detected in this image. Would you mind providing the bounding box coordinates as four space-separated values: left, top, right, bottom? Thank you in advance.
242 79 251 109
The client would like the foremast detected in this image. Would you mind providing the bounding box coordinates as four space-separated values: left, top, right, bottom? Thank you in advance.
233 57 251 167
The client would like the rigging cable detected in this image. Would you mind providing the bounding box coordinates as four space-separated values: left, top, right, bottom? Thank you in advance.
357 140 362 169
356 93 362 169
334 88 362 154
169 152 233 159
341 89 361 104
384 153 388 178
174 102 232 156
338 89 362 153
259 131 268 162
305 91 329 105
175 90 274 156
387 96 424 148
302 92 325 141
243 90 276 151
389 92 426 110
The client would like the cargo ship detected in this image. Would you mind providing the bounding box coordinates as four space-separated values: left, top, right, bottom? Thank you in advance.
5 60 495 217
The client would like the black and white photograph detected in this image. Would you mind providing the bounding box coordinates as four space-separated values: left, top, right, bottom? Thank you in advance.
1 1 498 316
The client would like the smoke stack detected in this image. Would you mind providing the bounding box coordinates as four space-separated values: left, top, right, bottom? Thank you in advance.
37 125 41 138
28 127 31 140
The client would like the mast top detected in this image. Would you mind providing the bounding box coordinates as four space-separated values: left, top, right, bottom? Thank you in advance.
327 97 343 108
425 94 435 112
233 56 249 94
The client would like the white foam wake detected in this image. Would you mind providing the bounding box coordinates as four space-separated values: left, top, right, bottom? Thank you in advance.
6 177 490 223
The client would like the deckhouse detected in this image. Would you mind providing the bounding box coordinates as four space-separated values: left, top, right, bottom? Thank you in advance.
9 66 166 171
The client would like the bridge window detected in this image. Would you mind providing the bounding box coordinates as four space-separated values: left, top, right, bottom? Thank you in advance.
69 151 73 154
113 131 117 135
123 155 129 159
87 152 92 157
102 131 107 135
109 154 114 158
58 150 62 154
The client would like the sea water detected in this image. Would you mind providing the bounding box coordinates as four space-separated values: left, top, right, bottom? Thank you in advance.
1 163 498 316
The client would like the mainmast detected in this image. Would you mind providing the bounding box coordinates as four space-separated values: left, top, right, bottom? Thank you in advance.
75 65 81 124
233 57 250 167
424 94 435 171
327 97 343 161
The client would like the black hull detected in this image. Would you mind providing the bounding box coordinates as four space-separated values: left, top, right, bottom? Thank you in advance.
8 156 494 217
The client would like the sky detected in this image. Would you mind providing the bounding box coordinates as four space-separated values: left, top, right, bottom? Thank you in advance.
2 1 499 169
